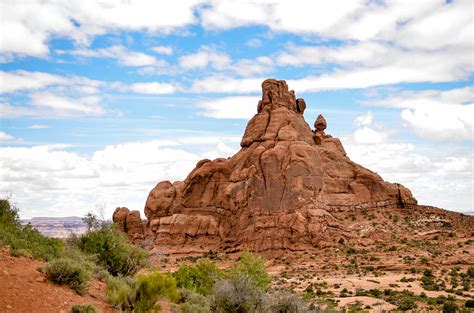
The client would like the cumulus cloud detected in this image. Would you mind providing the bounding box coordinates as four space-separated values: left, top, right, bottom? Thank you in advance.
71 45 166 67
29 92 106 117
201 0 472 50
190 76 263 93
342 114 473 212
0 132 15 142
365 87 474 141
150 45 173 55
179 46 273 77
0 138 238 218
129 82 178 95
0 71 67 94
0 0 204 59
179 46 230 70
198 96 260 119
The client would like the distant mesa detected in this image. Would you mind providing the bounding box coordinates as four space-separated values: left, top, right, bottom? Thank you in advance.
113 78 452 255
22 216 86 238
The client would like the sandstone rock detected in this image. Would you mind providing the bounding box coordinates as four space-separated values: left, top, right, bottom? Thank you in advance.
116 78 418 254
112 207 129 232
112 207 145 242
314 114 327 131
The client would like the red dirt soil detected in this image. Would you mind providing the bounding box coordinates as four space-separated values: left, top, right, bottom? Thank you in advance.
0 248 114 313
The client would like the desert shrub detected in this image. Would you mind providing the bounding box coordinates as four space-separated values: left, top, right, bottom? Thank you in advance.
442 301 457 313
70 304 99 313
174 261 223 295
211 274 267 313
230 251 271 289
106 275 137 312
268 291 307 313
134 271 180 313
465 300 474 308
180 289 211 313
467 266 474 278
421 269 439 291
44 258 91 294
398 297 417 311
0 199 63 261
72 213 148 276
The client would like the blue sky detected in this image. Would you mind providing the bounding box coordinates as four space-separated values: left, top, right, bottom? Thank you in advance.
0 0 472 218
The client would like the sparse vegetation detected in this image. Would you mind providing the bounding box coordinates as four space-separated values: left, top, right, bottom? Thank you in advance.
71 213 148 276
44 257 91 294
70 304 99 313
0 199 63 260
230 250 272 289
106 275 137 311
135 272 180 313
173 260 223 295
211 274 267 313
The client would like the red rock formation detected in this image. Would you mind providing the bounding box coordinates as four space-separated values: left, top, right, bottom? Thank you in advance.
112 207 145 242
113 79 417 254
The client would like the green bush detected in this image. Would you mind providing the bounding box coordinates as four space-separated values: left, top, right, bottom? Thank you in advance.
73 213 148 276
0 199 63 261
211 274 267 313
106 275 137 312
443 301 457 313
421 269 439 291
134 271 180 313
44 258 91 294
231 251 271 289
180 289 211 313
465 300 474 308
173 261 223 295
70 303 99 313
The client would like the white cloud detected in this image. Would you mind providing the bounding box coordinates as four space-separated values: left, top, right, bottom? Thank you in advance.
179 46 230 70
354 111 373 127
0 70 107 95
280 43 472 91
245 38 262 47
0 70 67 93
2 0 471 63
71 45 165 67
366 87 474 141
401 104 473 141
276 42 394 67
201 0 472 50
180 46 273 77
29 92 106 117
342 116 473 212
0 0 205 59
151 46 173 55
0 132 15 141
0 138 238 218
190 76 263 93
129 82 178 95
353 127 387 144
198 96 260 119
231 56 273 77
28 124 50 129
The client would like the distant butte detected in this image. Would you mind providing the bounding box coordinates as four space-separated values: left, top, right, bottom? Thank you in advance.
113 79 469 255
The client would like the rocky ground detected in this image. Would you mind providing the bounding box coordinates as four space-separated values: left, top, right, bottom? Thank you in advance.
152 205 474 311
0 248 113 313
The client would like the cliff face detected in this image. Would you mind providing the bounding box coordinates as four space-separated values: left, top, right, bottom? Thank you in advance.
114 79 417 254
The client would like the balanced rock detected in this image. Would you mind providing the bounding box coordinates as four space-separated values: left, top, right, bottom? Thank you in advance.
114 79 417 254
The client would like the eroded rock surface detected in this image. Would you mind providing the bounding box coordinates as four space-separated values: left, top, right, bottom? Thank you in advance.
113 79 418 254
